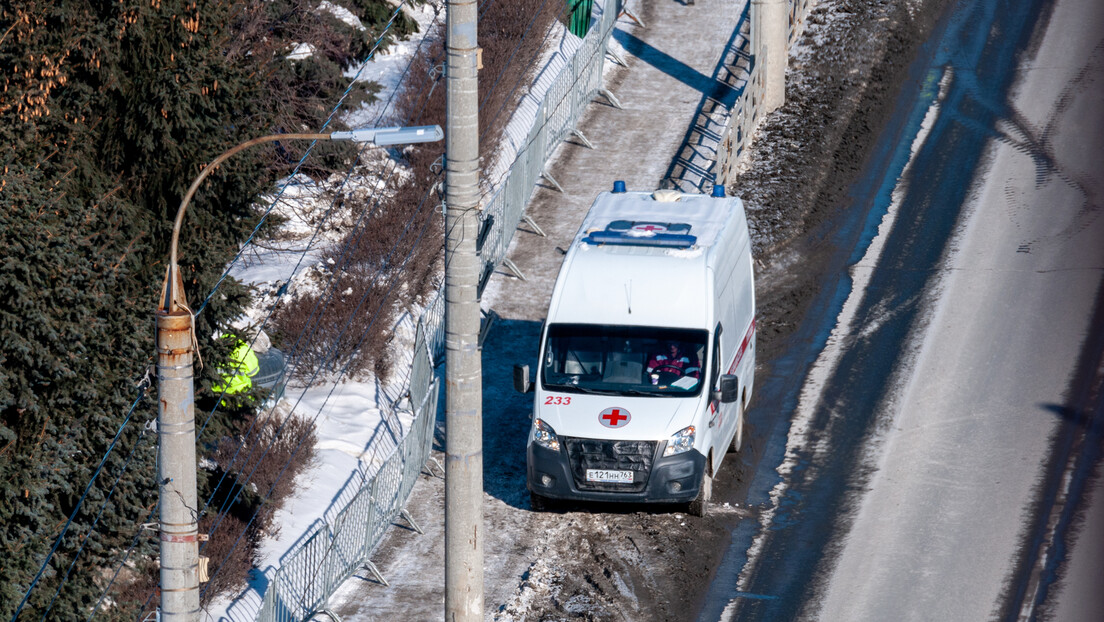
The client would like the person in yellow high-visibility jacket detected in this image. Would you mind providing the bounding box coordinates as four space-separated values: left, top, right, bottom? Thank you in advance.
213 339 260 396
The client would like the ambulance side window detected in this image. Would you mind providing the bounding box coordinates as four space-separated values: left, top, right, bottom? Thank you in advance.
711 324 723 389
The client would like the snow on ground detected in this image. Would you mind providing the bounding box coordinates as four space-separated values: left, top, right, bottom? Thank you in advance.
201 4 443 620
344 2 443 128
200 0 587 617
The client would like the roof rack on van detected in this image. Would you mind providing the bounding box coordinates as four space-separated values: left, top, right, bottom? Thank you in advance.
582 220 697 249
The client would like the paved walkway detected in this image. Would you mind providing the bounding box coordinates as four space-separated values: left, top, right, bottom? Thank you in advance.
329 2 751 618
482 0 746 320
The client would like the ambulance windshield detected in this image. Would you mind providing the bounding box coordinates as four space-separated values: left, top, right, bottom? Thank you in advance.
541 324 709 396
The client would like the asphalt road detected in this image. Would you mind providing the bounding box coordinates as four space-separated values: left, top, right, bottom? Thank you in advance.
719 0 1104 619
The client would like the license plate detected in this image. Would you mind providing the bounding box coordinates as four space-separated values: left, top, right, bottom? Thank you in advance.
586 469 634 484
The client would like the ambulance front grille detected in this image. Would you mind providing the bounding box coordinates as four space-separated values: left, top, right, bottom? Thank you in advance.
562 437 657 492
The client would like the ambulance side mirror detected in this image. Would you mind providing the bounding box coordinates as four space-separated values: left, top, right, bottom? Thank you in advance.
513 364 533 393
713 375 739 404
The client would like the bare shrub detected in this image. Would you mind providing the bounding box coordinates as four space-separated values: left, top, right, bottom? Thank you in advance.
198 514 260 605
213 412 319 525
271 0 564 380
200 411 317 600
272 268 399 381
104 556 159 621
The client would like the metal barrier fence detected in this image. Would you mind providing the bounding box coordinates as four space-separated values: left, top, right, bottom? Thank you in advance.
475 0 623 293
253 1 688 617
715 5 762 187
257 0 828 612
257 293 444 622
715 0 813 185
788 0 814 44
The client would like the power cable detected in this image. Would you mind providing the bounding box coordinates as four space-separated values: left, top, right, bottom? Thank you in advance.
192 2 443 445
200 0 596 570
193 0 418 317
17 4 429 617
200 171 440 551
196 0 595 606
199 177 441 597
86 503 158 622
10 386 150 621
40 426 153 621
192 5 448 518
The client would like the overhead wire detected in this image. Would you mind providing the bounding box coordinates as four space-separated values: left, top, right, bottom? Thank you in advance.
86 503 158 622
219 0 571 510
10 384 151 621
39 426 154 621
192 0 443 445
199 158 442 553
193 0 423 317
192 6 446 528
14 3 429 617
199 174 443 597
197 0 574 587
68 0 601 612
193 0 450 566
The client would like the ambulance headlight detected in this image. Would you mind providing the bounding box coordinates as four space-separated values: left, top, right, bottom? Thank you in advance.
532 419 560 452
663 425 696 457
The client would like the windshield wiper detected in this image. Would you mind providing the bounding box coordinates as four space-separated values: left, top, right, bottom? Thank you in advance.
617 388 658 397
545 385 619 395
572 386 620 395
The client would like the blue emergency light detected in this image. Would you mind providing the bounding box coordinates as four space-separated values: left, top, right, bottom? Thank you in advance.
583 221 697 249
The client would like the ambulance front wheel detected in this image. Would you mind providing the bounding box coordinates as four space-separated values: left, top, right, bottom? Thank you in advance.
530 491 550 512
688 468 712 517
729 402 745 453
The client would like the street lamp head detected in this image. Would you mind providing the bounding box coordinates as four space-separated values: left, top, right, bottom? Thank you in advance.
329 125 444 145
159 124 443 314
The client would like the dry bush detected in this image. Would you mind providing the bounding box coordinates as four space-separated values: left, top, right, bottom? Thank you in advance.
272 268 400 382
198 514 260 605
190 0 569 607
476 0 566 149
271 0 564 380
198 411 317 601
212 412 319 527
103 557 159 621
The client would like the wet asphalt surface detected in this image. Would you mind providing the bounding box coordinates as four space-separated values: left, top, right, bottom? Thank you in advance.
703 0 1103 619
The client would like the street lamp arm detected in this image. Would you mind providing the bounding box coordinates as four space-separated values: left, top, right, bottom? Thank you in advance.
152 124 441 621
158 124 442 314
161 132 331 313
170 133 330 269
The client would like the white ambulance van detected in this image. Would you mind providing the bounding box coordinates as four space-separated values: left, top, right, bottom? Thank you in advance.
514 182 755 515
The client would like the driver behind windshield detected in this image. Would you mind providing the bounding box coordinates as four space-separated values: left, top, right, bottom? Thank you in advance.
647 341 701 385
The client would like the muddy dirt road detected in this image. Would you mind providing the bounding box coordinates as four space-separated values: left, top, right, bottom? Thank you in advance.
329 0 955 619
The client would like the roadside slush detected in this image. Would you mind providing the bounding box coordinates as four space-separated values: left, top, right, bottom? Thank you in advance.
328 0 954 619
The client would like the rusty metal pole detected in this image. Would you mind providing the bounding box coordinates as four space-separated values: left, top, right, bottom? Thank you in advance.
153 127 442 619
153 132 334 622
155 298 201 621
155 133 351 622
445 0 484 619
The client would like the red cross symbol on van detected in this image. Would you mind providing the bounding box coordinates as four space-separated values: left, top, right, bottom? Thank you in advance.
600 407 631 428
631 223 667 233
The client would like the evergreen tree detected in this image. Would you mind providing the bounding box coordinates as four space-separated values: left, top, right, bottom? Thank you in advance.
1 0 413 616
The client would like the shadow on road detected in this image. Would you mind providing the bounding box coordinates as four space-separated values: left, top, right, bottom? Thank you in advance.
479 317 543 509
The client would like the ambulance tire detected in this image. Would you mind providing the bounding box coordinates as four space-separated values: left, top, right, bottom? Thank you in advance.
729 402 745 453
530 491 550 512
688 467 712 517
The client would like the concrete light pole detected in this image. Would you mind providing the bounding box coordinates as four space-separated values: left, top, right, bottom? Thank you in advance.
752 0 789 112
444 0 484 619
155 125 441 621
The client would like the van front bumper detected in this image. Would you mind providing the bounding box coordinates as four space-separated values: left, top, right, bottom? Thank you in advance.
527 440 707 504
